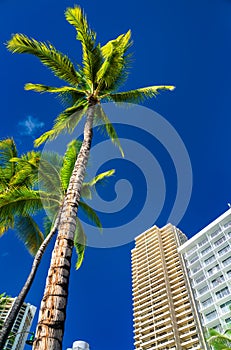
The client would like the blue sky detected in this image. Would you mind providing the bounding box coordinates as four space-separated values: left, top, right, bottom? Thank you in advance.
1 0 231 349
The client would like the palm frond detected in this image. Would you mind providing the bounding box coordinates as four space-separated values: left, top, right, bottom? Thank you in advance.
34 100 87 147
25 83 87 108
0 138 18 180
43 216 53 238
107 85 175 103
60 139 82 192
86 169 115 187
7 34 81 86
0 187 46 218
38 154 63 201
0 215 14 236
94 105 124 156
96 30 132 91
65 6 102 88
80 184 92 200
25 83 84 95
79 201 102 231
14 216 44 256
74 218 86 269
81 169 115 199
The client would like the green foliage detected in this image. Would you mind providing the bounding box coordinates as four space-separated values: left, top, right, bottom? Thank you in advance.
34 101 87 147
65 6 102 89
94 105 124 156
7 34 81 86
74 218 86 269
108 85 175 103
15 216 44 256
7 5 174 149
207 328 231 350
60 140 82 192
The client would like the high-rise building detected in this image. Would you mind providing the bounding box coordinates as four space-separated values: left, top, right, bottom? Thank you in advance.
178 208 231 333
67 340 90 350
0 297 36 350
131 224 207 350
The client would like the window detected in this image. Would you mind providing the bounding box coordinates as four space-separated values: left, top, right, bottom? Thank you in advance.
198 237 208 247
198 285 209 295
201 297 213 308
216 287 230 299
214 236 226 246
191 264 201 274
211 275 225 287
195 274 205 284
211 229 221 238
204 255 215 265
225 317 231 324
218 245 230 256
208 264 220 276
201 246 212 256
188 255 199 265
223 256 231 266
224 220 231 228
205 310 217 321
220 301 231 313
227 270 231 278
228 231 231 238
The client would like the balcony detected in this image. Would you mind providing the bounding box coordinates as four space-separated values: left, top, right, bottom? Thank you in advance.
218 245 231 258
210 228 222 239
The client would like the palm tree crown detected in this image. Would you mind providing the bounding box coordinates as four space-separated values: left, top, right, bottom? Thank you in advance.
7 6 174 152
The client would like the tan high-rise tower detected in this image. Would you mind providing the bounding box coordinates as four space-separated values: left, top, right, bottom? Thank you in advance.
131 224 207 350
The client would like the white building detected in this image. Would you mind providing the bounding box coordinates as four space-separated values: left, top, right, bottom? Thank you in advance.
67 340 90 350
0 297 36 350
178 208 231 333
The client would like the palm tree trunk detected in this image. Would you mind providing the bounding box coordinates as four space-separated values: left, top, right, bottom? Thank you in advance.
0 214 61 349
33 103 96 350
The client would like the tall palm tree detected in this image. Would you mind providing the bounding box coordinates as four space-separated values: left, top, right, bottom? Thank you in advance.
207 328 231 349
0 138 113 348
7 6 174 349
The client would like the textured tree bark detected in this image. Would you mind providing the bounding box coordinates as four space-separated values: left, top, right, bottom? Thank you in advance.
33 103 96 350
0 213 61 350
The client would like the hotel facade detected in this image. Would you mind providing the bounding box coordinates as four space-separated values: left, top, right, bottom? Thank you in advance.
131 224 207 349
178 208 231 333
0 297 36 350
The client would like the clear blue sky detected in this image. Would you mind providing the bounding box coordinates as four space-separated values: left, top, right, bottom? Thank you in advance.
1 0 231 349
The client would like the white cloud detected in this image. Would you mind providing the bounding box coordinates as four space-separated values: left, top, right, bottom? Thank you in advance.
18 116 44 137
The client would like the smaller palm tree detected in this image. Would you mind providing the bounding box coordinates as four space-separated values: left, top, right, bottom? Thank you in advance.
0 138 114 348
207 328 231 350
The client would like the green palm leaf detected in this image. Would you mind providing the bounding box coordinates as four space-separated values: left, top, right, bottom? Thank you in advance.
7 34 81 86
65 6 102 88
0 215 14 236
25 83 84 95
0 187 48 218
15 216 44 256
107 85 175 103
34 100 87 147
86 169 115 187
74 218 86 269
0 138 18 181
79 201 102 231
95 105 124 156
60 139 82 192
96 30 132 91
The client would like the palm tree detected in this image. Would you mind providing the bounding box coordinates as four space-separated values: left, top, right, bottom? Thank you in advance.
7 6 174 349
207 328 231 349
0 138 113 349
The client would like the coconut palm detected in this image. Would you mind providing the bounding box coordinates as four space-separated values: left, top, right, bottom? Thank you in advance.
207 328 231 349
0 138 113 348
7 6 174 349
